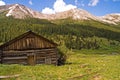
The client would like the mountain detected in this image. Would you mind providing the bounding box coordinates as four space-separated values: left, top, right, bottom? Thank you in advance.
0 4 50 19
0 4 97 20
0 4 120 25
99 14 120 25
50 8 99 20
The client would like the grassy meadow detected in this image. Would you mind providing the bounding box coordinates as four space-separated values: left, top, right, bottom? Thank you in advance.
0 17 120 80
0 49 120 80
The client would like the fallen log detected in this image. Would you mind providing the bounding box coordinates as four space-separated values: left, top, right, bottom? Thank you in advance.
0 74 20 79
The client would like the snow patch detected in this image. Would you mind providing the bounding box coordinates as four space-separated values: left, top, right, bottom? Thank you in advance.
18 6 28 14
6 5 16 17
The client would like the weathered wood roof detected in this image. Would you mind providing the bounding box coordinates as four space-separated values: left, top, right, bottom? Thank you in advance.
0 31 57 50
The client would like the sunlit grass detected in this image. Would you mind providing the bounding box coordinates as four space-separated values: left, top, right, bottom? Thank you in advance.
0 49 120 80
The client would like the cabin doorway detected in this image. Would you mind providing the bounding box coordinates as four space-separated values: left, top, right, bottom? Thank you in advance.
27 54 36 65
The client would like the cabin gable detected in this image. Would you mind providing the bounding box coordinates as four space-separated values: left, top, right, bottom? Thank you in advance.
0 31 57 51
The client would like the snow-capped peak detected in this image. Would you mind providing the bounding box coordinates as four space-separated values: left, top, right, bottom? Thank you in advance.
6 4 34 18
71 8 97 20
6 4 21 17
51 8 98 20
4 4 50 19
0 4 120 25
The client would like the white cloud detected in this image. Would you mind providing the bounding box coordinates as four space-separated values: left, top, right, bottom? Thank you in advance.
42 7 55 14
53 0 77 12
29 0 33 5
88 0 99 6
0 0 6 6
42 0 77 14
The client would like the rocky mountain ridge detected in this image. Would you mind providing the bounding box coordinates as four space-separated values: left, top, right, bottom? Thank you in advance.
0 4 120 25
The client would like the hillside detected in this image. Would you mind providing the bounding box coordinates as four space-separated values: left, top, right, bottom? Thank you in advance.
0 17 120 50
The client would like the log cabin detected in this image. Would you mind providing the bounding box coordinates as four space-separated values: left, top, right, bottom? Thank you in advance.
0 31 58 65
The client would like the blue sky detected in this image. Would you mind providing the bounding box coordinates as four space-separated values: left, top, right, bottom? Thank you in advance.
0 0 120 16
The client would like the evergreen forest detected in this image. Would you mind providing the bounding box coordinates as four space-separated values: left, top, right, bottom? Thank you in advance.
0 17 120 50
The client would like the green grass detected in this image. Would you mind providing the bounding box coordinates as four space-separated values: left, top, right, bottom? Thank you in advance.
0 50 120 80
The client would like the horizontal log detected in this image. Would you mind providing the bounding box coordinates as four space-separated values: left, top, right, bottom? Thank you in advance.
47 53 56 55
37 52 56 55
36 57 57 60
3 57 27 60
3 51 56 55
35 52 55 54
50 55 57 57
3 48 56 53
35 50 55 53
35 52 47 54
3 53 56 57
35 50 55 52
3 53 26 56
3 59 27 63
3 61 27 65
36 57 46 59
3 55 26 57
35 48 56 51
3 59 27 61
36 60 45 63
36 50 55 52
3 54 57 59
36 54 55 57
51 61 57 63
36 61 45 64
51 58 57 60
36 62 45 64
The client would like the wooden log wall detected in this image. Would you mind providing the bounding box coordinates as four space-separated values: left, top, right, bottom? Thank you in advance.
2 48 58 65
2 50 27 64
35 48 58 65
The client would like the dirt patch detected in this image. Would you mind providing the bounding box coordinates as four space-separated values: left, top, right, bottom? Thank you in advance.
80 63 89 68
92 74 102 80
